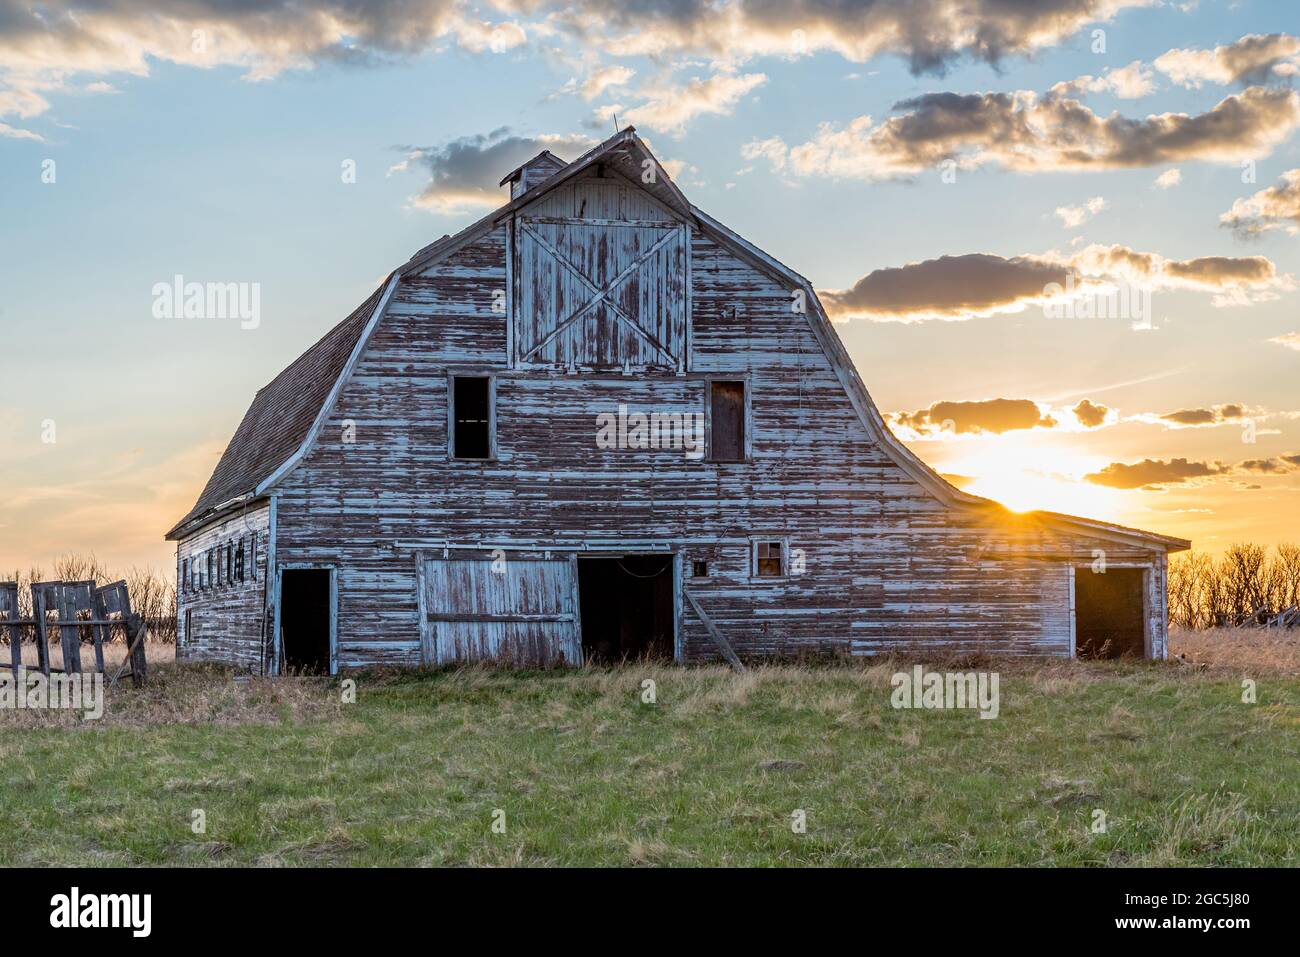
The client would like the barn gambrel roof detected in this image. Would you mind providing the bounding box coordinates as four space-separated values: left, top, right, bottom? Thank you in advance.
166 129 1190 552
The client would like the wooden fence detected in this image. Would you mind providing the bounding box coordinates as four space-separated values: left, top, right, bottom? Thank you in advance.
0 579 147 687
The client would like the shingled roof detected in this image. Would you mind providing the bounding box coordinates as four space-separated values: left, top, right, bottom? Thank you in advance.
165 278 390 539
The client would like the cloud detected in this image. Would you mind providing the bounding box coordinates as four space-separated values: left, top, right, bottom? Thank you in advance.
890 398 1058 437
613 72 766 136
0 1 525 126
1049 60 1155 99
1072 398 1111 428
1151 403 1248 427
544 0 1154 75
1084 457 1227 489
559 64 635 101
820 244 1289 322
821 253 1071 322
0 1 1156 130
0 120 42 140
743 86 1300 181
1084 451 1300 488
1056 196 1107 228
1153 168 1182 189
1154 33 1300 88
1270 332 1300 352
394 128 595 214
1220 168 1300 237
891 395 1118 438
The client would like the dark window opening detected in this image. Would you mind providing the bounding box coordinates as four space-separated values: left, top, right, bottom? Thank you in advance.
280 569 332 674
709 380 745 462
225 544 233 584
756 540 784 577
1075 567 1146 659
181 560 189 594
453 376 492 459
184 608 193 644
691 559 709 578
579 555 675 663
235 543 246 582
205 551 214 590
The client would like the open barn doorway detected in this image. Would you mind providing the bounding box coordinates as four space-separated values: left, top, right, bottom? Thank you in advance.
279 568 334 674
578 555 675 663
1074 567 1147 659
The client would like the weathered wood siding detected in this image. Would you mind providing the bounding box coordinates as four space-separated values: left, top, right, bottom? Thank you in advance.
175 503 269 669
515 178 687 370
421 554 581 665
260 171 1168 667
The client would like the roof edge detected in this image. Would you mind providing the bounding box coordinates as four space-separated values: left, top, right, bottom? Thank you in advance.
690 206 1190 555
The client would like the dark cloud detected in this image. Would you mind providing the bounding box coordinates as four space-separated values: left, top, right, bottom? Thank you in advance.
1072 399 1110 428
750 86 1300 180
1084 458 1227 489
550 0 1147 75
393 128 595 212
1155 33 1300 88
1239 458 1286 473
1158 404 1247 427
820 245 1286 322
891 398 1057 436
822 253 1069 321
1084 453 1299 489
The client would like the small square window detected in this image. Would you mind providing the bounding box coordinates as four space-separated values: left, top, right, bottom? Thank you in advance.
691 560 709 578
756 541 784 577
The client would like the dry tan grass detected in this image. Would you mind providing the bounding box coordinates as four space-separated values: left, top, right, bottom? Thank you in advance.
1169 626 1300 675
0 642 342 729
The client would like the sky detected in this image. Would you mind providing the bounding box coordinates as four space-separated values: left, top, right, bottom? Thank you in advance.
2 0 1298 576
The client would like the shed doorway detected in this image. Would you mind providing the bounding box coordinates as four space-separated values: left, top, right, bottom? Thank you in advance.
1074 567 1147 659
578 555 675 663
279 568 334 674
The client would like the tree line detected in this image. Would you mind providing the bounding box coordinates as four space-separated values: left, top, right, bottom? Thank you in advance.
3 554 177 643
1169 543 1300 629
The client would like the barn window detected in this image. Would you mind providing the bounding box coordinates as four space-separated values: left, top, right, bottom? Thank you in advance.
691 560 709 578
249 532 257 581
235 541 246 582
185 608 193 645
451 375 493 460
754 540 786 578
225 543 234 584
708 380 746 462
181 559 189 595
206 550 214 590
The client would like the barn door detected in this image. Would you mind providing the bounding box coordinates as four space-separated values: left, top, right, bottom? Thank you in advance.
515 215 688 371
420 554 582 666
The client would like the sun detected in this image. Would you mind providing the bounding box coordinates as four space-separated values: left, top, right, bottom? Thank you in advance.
933 437 1122 519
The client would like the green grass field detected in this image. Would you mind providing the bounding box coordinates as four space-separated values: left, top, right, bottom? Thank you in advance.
1 654 1298 866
